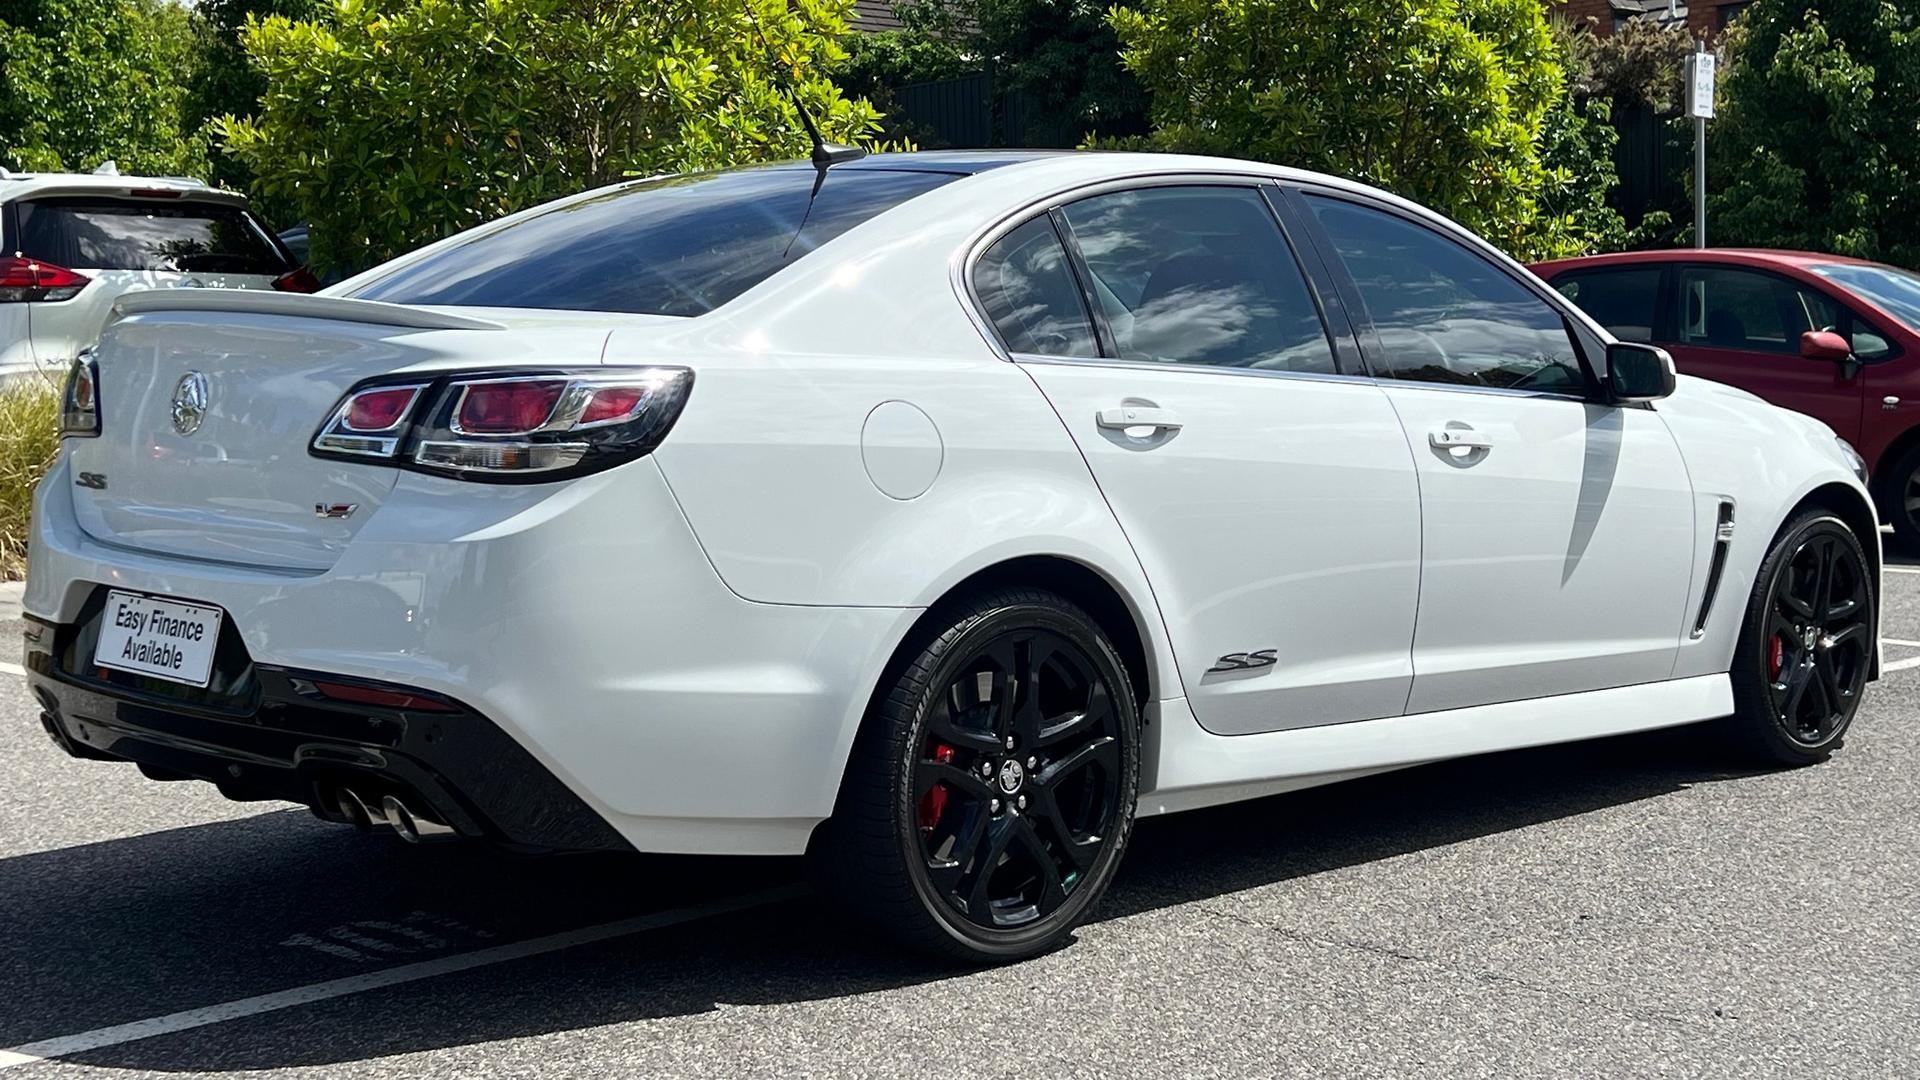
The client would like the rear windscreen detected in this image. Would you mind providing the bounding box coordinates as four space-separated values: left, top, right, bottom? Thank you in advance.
349 166 959 317
16 197 290 275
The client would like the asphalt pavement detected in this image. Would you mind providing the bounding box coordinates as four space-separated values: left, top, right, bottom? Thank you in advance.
2 574 1917 1078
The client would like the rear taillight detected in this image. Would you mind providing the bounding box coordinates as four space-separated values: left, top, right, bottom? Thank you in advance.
60 353 100 437
272 266 322 293
310 367 692 482
0 256 89 303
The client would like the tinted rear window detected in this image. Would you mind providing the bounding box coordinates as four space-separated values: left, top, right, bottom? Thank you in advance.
351 167 958 316
16 197 289 275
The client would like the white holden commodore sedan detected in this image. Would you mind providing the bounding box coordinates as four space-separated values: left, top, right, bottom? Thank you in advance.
24 152 1879 962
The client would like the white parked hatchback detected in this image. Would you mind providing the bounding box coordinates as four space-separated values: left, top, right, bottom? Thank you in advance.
24 151 1879 962
0 165 311 381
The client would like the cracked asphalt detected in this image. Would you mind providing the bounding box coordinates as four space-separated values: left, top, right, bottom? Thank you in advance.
3 572 1918 1078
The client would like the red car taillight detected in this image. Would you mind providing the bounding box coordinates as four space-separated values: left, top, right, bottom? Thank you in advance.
311 367 692 482
272 266 322 293
59 354 101 438
0 256 89 303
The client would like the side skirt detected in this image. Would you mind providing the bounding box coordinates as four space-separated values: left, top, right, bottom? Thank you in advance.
1138 674 1733 816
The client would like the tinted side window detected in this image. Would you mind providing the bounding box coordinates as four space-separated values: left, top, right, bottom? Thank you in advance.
1550 268 1661 343
353 167 955 316
1678 266 1843 356
1059 186 1336 373
17 198 289 275
972 216 1098 357
1308 196 1583 393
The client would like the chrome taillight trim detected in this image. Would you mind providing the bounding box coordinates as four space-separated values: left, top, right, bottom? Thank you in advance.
312 382 429 458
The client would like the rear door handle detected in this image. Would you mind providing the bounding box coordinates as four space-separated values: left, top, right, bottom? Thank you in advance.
1428 427 1493 450
1096 406 1183 432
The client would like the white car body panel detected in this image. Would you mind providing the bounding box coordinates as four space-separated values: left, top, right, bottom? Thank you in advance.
1018 360 1422 734
23 153 1880 857
1381 385 1697 712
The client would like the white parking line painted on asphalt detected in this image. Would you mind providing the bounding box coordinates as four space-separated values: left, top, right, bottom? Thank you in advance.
0 660 22 678
1883 565 1920 575
0 884 805 1071
1883 638 1920 648
1885 654 1920 673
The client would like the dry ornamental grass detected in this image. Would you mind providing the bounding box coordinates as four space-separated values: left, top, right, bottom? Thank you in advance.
0 379 59 580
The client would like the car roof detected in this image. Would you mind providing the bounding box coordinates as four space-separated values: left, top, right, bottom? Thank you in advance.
1529 248 1886 275
761 150 1075 176
0 170 247 205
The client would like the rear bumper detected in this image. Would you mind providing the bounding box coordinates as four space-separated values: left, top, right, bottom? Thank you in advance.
24 454 920 855
25 612 627 851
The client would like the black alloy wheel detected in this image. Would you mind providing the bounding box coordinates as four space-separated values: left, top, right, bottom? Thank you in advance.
911 627 1125 931
1728 511 1874 764
815 588 1139 963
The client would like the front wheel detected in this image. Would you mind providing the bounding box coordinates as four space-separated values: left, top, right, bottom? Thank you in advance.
1876 443 1920 552
813 588 1140 964
1725 510 1875 766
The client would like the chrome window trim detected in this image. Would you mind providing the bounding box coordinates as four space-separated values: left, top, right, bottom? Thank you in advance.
1008 352 1379 387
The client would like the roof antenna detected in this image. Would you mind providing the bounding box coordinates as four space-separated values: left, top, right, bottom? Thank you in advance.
738 2 866 186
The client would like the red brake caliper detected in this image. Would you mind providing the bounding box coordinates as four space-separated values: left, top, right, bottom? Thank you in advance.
1769 635 1786 680
918 743 956 832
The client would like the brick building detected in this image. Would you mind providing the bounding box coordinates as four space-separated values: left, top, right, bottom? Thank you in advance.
1558 0 1754 37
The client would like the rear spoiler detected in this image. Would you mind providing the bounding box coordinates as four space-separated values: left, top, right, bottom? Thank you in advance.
110 289 504 331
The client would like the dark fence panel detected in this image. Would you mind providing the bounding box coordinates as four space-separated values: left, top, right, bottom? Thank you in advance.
895 73 995 149
1612 102 1691 227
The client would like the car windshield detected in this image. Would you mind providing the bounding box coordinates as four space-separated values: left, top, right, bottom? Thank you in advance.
1811 262 1920 329
349 166 958 317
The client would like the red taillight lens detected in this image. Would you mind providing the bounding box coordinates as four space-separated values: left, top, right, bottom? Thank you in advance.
312 367 692 481
453 380 568 435
272 266 322 293
307 679 458 713
0 256 89 302
578 386 648 427
312 382 428 458
343 386 420 431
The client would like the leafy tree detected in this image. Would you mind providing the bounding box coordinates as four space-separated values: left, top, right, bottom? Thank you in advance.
975 0 1148 147
1710 0 1920 266
1579 14 1695 112
1107 0 1577 258
0 0 207 176
220 0 885 276
837 1 975 102
185 0 331 224
836 2 975 145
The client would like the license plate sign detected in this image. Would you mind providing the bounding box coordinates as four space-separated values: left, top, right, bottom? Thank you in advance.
93 590 223 687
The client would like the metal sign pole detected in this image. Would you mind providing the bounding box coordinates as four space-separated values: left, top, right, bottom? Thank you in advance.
1687 45 1715 249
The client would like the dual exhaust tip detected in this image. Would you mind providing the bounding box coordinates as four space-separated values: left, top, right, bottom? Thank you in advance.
334 787 458 843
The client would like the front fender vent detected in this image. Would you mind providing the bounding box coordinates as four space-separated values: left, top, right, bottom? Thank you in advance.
1691 501 1736 639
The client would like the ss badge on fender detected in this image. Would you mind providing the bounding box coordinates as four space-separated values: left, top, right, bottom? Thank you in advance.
1207 649 1278 674
74 471 108 490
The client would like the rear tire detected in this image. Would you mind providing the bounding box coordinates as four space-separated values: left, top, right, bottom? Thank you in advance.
1877 443 1920 552
812 588 1140 964
1724 510 1874 766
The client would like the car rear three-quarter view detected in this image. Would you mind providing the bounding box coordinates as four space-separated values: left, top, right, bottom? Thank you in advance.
22 152 1880 964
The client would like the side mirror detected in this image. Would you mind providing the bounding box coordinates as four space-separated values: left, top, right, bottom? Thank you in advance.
1606 342 1677 403
1801 329 1853 362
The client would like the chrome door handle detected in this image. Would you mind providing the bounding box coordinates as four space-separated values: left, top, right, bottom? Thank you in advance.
1429 427 1493 450
1096 406 1183 432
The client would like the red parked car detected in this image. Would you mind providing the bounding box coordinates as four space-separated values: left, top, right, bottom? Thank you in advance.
1533 248 1920 544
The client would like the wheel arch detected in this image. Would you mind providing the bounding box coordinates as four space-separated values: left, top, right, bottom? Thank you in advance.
1867 421 1920 520
1780 480 1883 679
819 552 1171 834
